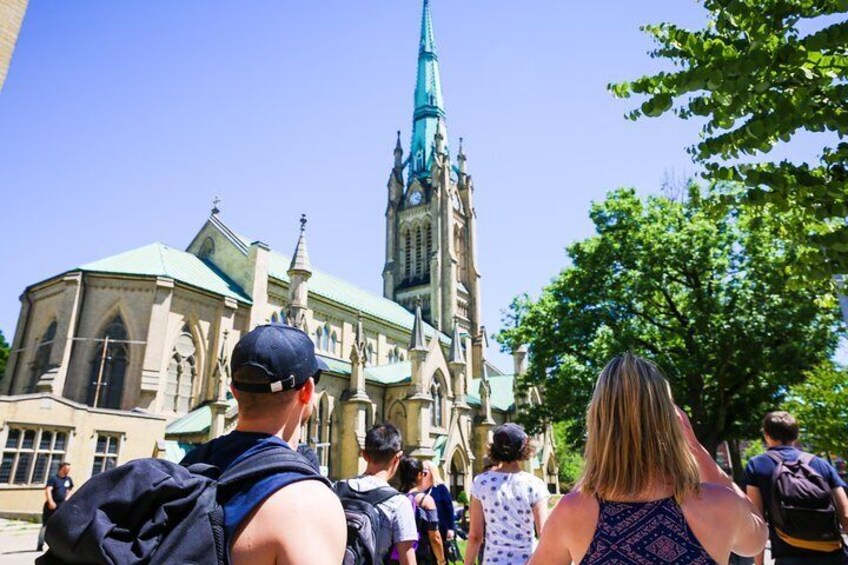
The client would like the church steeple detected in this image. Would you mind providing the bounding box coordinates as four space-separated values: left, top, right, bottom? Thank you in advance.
383 0 484 378
409 0 446 181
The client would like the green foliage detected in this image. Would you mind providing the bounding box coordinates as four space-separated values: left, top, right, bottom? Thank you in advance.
743 438 766 466
553 422 585 490
456 490 469 505
783 362 848 457
499 187 841 453
612 0 848 270
0 330 9 380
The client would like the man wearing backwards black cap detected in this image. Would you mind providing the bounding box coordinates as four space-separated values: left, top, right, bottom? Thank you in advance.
182 324 345 565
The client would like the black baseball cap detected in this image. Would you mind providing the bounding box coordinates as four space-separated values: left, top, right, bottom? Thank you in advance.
231 324 329 393
491 423 528 461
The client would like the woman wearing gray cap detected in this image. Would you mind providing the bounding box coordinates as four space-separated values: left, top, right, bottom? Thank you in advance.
463 423 550 565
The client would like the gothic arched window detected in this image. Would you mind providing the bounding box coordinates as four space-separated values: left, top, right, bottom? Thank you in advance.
431 380 444 428
365 343 375 367
165 325 198 414
87 316 129 409
415 226 423 278
425 222 432 275
455 226 468 285
199 237 215 260
330 331 338 356
317 396 331 469
404 229 412 280
28 321 57 393
315 323 333 353
389 346 406 364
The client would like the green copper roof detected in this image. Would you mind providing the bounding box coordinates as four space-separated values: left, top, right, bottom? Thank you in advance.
468 374 516 412
409 0 446 181
318 355 413 385
79 243 251 303
166 397 237 436
364 361 412 385
161 440 195 463
166 404 212 435
432 434 448 465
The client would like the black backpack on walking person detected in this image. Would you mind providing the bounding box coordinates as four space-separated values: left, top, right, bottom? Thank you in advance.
767 451 842 543
36 449 328 565
334 480 400 565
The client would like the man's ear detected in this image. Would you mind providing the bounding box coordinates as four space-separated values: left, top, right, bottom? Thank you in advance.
298 377 315 405
230 383 240 400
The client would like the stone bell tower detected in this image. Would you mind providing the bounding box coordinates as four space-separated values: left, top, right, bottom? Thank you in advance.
382 0 484 376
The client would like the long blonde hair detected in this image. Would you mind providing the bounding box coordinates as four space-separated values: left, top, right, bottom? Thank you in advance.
579 353 700 503
424 460 444 486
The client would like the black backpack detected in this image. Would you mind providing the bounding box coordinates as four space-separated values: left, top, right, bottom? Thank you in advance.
334 480 400 565
767 451 841 543
36 449 328 565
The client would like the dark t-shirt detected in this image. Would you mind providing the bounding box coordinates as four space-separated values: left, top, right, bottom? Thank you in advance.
46 474 73 505
181 431 318 540
427 483 456 537
744 446 848 562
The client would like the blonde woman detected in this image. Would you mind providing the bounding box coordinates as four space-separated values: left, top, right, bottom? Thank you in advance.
465 423 549 565
422 461 457 549
529 353 767 565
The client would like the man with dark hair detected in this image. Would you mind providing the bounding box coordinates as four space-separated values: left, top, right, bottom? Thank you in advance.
339 422 418 564
745 411 848 565
37 462 73 552
182 324 345 564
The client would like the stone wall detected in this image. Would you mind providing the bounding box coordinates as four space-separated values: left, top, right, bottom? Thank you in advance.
0 0 28 92
0 394 165 519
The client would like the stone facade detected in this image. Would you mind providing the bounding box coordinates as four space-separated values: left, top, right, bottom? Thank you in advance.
0 0 558 517
0 0 28 92
0 394 165 518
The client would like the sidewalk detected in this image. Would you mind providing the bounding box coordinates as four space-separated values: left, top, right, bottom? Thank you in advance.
0 519 42 565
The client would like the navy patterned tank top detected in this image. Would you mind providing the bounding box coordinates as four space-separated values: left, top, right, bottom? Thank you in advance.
582 497 717 564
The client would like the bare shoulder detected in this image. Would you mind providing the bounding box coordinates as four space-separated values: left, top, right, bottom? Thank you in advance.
684 483 749 523
260 480 344 521
419 493 437 510
552 491 598 525
242 480 345 544
233 480 345 564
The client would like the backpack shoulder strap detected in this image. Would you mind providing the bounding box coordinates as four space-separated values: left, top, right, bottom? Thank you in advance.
333 480 354 499
218 447 329 491
766 450 784 468
797 452 817 466
359 485 401 507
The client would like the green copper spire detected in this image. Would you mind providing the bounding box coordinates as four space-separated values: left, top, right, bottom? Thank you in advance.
409 0 446 182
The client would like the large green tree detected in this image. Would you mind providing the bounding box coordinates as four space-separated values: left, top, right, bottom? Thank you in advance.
499 187 841 468
782 362 848 457
611 0 848 270
0 330 9 380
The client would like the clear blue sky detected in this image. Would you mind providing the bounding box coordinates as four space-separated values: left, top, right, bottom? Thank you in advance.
0 1 827 368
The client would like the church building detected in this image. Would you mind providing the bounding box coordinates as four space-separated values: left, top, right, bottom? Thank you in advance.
0 0 557 518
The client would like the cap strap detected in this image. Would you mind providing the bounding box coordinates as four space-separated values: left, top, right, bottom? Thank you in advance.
232 373 297 394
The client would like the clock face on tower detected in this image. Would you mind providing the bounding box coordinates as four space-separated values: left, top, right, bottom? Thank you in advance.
408 190 423 206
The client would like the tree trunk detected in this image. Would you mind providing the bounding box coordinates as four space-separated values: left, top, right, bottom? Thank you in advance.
728 438 745 485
